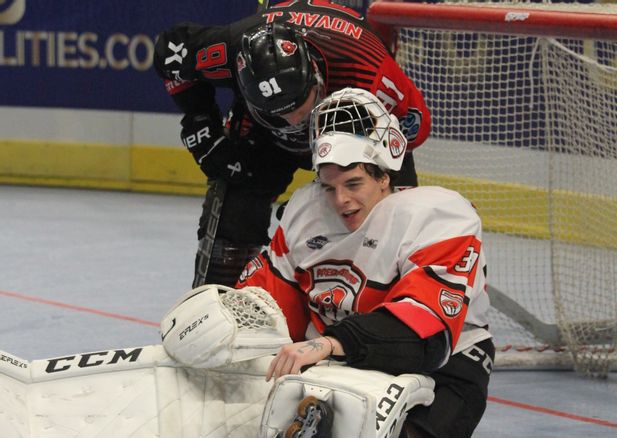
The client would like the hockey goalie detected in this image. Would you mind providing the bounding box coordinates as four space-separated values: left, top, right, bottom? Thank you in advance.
0 284 435 438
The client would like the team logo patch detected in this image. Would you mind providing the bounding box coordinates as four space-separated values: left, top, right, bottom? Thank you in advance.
318 142 331 157
239 256 263 282
306 261 366 318
439 289 464 317
277 39 298 57
313 286 347 313
164 41 188 65
400 108 421 141
306 235 329 250
236 53 246 72
388 127 406 159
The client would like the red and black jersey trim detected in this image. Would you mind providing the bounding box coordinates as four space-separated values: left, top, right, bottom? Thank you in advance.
365 275 400 292
317 39 383 68
327 75 374 89
327 64 378 77
316 27 389 59
262 251 304 293
422 266 469 305
423 266 470 298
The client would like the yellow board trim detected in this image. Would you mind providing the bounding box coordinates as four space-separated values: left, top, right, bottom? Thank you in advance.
0 140 314 197
2 140 615 248
421 173 617 249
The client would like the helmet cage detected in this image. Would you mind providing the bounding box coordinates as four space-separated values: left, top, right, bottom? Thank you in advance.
310 88 406 171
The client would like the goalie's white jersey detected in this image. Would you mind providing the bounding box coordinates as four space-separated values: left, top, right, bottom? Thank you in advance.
238 183 492 356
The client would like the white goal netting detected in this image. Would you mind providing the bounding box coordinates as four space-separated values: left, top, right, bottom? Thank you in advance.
370 0 617 377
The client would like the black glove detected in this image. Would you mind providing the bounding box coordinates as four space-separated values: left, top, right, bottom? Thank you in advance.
181 113 253 184
199 137 254 184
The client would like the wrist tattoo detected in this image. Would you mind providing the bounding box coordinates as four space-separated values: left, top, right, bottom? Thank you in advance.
297 339 324 354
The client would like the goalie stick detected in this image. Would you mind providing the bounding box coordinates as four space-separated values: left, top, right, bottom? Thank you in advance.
193 0 272 288
487 284 616 346
193 179 227 288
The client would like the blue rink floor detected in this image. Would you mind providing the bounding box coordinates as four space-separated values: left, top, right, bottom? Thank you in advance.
1 185 616 437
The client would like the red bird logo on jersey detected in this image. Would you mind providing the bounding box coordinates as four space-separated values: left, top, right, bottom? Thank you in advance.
313 286 347 312
277 39 298 57
239 256 263 282
439 289 464 317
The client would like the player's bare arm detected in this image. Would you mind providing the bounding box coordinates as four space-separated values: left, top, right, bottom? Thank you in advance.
266 336 344 382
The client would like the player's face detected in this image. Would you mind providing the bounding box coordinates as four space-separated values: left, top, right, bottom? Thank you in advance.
319 164 390 232
280 86 318 126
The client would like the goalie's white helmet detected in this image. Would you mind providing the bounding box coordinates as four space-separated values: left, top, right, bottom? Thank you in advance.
310 87 406 171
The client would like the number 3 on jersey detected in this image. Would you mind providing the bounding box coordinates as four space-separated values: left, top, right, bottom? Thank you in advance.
455 246 479 273
259 77 282 97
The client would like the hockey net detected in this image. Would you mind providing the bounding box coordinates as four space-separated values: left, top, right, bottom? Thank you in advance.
369 0 617 377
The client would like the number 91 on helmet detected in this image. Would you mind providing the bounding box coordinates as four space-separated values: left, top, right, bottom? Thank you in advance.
236 23 320 118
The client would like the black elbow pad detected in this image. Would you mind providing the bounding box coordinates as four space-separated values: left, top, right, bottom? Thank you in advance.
324 310 447 375
153 23 204 82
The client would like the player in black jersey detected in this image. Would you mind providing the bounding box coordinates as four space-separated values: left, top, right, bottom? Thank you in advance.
153 0 431 288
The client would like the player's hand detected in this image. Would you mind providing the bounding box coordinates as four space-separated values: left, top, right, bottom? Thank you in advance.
203 137 253 184
266 336 342 382
180 113 253 184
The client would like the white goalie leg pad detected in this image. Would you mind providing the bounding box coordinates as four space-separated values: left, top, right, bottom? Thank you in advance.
0 351 30 438
0 345 272 438
259 361 435 438
161 284 292 369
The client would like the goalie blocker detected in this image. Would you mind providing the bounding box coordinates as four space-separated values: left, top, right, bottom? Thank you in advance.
261 340 494 438
260 361 435 438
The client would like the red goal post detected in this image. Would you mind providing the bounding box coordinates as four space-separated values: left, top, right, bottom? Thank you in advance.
367 1 617 378
368 1 617 43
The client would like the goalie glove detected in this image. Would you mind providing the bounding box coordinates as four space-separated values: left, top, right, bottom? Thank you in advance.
160 284 292 369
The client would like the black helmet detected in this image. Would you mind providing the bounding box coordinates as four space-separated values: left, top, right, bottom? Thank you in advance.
236 23 317 117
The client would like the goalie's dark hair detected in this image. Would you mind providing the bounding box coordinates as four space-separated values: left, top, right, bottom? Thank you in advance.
319 162 400 191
